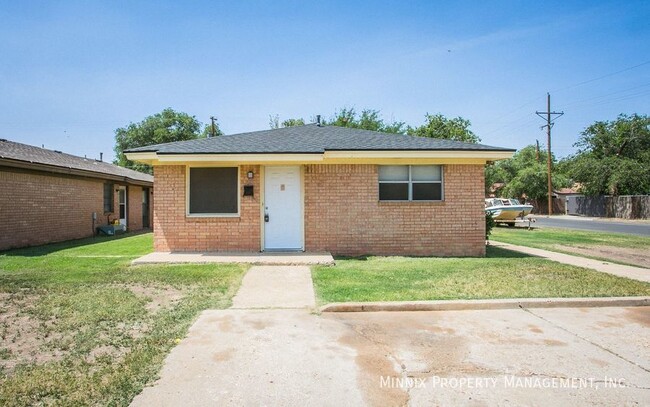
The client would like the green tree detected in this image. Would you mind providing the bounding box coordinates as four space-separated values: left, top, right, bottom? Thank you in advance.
323 107 406 134
501 163 570 200
114 108 206 174
487 145 569 199
269 115 305 129
200 117 223 138
407 113 480 143
282 118 305 127
564 114 650 195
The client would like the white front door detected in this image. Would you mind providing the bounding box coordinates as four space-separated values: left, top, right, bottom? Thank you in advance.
264 166 303 250
118 187 127 227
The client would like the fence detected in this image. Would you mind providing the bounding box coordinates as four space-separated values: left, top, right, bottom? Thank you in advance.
529 198 565 215
567 195 650 219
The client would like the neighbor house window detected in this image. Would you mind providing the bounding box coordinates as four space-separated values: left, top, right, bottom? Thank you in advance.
188 167 238 215
378 165 443 201
103 183 114 213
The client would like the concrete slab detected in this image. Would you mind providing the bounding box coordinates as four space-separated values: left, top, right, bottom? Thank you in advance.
231 266 316 309
325 308 650 406
130 310 366 407
131 251 334 266
131 307 650 406
492 241 650 283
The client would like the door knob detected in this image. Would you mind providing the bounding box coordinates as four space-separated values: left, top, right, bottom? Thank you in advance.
264 214 269 222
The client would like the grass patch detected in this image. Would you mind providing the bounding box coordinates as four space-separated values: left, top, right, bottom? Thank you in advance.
312 246 650 304
0 233 247 406
491 226 650 268
491 226 650 250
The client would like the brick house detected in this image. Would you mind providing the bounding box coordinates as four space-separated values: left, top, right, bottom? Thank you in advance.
0 139 153 251
125 124 514 257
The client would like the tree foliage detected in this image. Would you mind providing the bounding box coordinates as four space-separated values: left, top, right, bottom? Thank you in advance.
562 114 650 195
200 118 224 138
407 114 480 143
269 115 306 129
114 108 209 174
322 108 406 134
486 145 569 200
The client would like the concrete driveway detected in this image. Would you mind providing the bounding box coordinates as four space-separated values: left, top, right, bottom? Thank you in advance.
132 306 650 406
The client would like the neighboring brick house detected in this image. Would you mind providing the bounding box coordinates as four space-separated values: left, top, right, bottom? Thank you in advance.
125 124 514 257
0 139 153 251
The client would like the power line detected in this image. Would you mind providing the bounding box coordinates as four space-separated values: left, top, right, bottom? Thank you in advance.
483 60 650 137
552 59 650 93
562 82 650 107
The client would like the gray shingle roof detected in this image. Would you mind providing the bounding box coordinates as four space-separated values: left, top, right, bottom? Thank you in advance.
125 124 514 154
0 139 153 184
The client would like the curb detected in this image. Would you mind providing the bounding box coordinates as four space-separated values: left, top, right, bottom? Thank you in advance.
320 296 650 312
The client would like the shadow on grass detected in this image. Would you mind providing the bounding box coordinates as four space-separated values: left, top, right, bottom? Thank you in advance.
332 246 533 261
486 245 532 258
0 230 150 257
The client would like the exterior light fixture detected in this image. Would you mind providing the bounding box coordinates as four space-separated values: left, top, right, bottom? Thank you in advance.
247 171 254 179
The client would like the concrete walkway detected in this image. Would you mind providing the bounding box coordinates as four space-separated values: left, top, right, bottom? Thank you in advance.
131 251 334 265
492 241 650 283
231 265 316 309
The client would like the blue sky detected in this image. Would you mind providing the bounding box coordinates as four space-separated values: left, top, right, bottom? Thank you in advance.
1 0 649 162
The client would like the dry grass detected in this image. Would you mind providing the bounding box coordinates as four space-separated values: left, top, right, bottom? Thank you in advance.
0 233 246 406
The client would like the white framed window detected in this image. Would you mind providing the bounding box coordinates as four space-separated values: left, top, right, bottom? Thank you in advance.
378 165 443 201
187 167 240 217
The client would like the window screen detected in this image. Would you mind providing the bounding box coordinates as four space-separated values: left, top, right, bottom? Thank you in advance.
103 183 114 213
378 165 443 201
189 167 238 214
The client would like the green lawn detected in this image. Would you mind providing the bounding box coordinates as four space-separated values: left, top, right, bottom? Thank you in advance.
0 233 247 406
491 226 650 268
312 246 650 304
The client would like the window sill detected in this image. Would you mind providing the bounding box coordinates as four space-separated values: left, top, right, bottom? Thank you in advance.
186 213 241 219
378 200 445 205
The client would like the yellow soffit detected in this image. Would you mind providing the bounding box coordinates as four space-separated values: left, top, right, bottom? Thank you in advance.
125 150 514 165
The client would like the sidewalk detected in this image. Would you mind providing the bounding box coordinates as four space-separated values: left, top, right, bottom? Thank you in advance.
491 241 650 283
231 265 316 309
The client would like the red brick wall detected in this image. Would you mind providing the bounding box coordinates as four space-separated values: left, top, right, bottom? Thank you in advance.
303 164 486 256
152 165 260 252
0 167 151 251
152 163 485 256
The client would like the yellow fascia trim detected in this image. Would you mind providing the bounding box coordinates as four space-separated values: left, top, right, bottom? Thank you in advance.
126 150 514 166
124 152 158 165
324 150 514 161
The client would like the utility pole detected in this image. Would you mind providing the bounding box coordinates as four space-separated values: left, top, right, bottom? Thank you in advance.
210 116 217 138
536 93 564 217
535 140 540 162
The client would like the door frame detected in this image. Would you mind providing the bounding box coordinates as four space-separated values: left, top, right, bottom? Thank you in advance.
260 165 305 251
118 186 127 227
142 187 150 228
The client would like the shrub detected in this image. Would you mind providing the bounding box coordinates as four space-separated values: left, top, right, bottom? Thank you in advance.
485 212 495 240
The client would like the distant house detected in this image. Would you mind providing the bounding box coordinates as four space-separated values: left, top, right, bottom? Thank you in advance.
555 185 584 215
0 139 153 251
126 124 514 257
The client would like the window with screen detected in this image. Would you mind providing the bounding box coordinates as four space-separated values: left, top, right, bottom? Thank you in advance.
188 167 238 215
378 165 443 201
